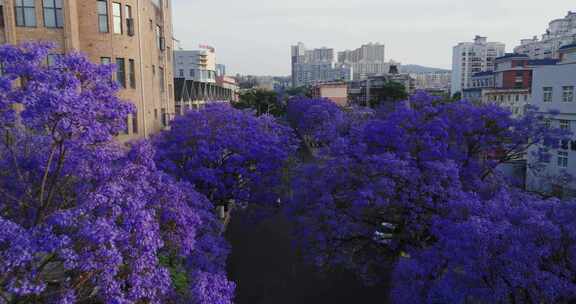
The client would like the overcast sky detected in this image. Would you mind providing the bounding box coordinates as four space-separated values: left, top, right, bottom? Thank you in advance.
172 1 574 76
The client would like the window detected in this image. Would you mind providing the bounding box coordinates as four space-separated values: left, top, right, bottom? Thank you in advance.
560 120 571 130
179 69 184 77
558 151 568 168
154 109 158 119
115 58 126 88
97 0 108 33
155 25 163 49
128 59 136 89
112 2 121 34
189 69 194 77
572 141 576 151
544 119 552 129
543 87 553 103
0 5 5 27
562 86 574 102
43 0 63 28
161 108 167 127
15 0 36 27
125 5 133 36
100 57 111 65
46 54 61 66
132 111 138 134
159 67 165 92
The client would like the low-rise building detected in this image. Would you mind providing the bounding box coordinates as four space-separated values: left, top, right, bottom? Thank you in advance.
463 54 557 117
174 49 217 83
526 44 576 197
312 82 348 107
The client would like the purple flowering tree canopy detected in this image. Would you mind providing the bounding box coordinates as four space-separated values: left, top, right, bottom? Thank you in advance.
0 43 234 304
154 104 299 214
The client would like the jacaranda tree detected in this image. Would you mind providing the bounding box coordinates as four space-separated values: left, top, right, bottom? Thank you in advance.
0 43 234 304
287 92 575 302
154 104 298 215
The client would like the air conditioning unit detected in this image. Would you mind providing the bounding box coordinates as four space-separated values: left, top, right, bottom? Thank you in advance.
126 18 135 37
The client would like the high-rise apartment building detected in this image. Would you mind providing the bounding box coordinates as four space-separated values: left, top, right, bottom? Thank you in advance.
291 42 352 87
514 11 576 60
451 36 506 95
337 42 390 80
0 0 174 139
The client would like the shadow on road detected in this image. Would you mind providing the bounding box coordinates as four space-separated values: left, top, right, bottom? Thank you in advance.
225 214 386 304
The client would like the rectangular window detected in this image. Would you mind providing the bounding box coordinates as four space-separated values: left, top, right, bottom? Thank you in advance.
161 108 167 127
560 120 571 130
0 5 5 27
189 69 194 77
562 86 574 102
571 141 576 151
558 151 569 168
132 111 138 134
159 67 165 92
15 0 36 27
128 59 136 89
46 54 61 66
543 87 553 103
100 57 111 65
112 2 121 34
115 58 126 88
125 4 133 36
97 0 108 33
43 0 63 28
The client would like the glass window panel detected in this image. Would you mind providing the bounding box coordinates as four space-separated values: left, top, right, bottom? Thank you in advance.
24 7 36 26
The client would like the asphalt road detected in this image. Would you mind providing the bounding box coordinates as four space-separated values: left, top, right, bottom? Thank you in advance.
225 214 386 304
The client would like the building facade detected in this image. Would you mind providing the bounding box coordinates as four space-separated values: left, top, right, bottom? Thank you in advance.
291 42 353 87
337 42 391 80
0 0 175 139
174 49 217 83
311 82 348 107
514 11 576 60
526 44 576 197
451 36 506 95
411 71 451 92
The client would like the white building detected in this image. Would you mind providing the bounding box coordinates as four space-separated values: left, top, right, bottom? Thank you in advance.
411 71 452 91
337 43 392 80
291 42 353 87
514 11 576 60
174 50 217 83
451 36 506 95
526 44 576 197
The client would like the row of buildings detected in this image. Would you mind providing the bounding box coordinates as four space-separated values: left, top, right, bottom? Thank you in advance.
0 0 239 140
452 11 576 197
291 42 403 87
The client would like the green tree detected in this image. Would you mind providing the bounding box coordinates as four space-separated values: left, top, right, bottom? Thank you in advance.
370 81 408 108
235 89 286 117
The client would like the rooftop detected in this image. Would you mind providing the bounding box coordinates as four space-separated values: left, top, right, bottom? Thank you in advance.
527 59 560 66
495 53 529 60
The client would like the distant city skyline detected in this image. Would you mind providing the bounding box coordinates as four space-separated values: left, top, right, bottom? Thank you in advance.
172 1 575 76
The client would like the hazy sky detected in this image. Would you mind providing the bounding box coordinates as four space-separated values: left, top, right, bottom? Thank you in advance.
172 1 574 76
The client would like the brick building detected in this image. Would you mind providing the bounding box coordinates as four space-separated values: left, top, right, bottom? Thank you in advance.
0 0 175 139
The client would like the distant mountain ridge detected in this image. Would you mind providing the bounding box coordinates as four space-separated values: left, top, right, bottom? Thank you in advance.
400 65 451 74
